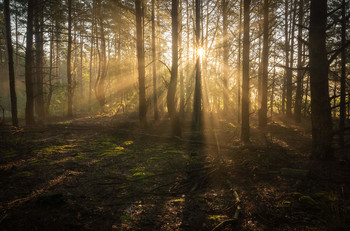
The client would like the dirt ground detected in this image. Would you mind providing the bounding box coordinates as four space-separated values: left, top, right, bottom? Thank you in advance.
1 113 350 230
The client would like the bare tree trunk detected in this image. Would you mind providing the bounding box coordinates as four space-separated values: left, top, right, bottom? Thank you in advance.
295 0 303 122
237 0 242 123
167 0 181 136
192 0 202 131
152 0 158 121
96 0 107 108
309 0 333 159
241 0 250 143
222 0 229 116
179 0 185 119
34 0 45 120
4 0 18 126
136 0 147 127
339 0 346 147
25 0 35 125
285 0 292 116
67 0 73 117
89 5 95 111
259 0 269 128
47 28 54 117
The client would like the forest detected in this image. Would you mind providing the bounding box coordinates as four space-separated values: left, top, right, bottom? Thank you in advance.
0 0 350 230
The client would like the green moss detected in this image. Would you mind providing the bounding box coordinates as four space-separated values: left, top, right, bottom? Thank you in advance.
33 145 74 156
3 150 17 158
208 215 225 222
163 150 185 154
123 141 134 146
29 158 51 165
121 214 133 223
15 171 33 177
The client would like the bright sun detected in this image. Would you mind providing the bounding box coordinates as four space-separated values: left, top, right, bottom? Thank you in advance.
197 47 204 58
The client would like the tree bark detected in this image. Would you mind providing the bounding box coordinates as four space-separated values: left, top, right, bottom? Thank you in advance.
136 0 147 127
192 0 202 131
4 0 18 126
67 0 73 117
241 0 250 143
167 0 181 136
295 0 303 122
222 0 229 116
96 0 107 107
237 0 242 123
285 0 292 116
309 0 333 159
339 0 346 147
25 0 35 125
34 0 45 120
152 0 158 121
259 0 269 128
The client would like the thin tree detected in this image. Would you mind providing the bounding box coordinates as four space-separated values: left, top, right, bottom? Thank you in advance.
241 0 250 143
237 0 242 123
136 0 147 127
285 0 292 116
67 0 73 117
152 0 158 120
309 0 333 159
167 0 181 136
34 0 45 119
222 0 229 116
4 0 18 126
192 0 202 131
25 0 35 125
295 0 303 122
259 0 269 128
339 0 347 147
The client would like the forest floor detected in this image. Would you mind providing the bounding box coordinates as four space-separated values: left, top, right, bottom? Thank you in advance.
0 113 350 231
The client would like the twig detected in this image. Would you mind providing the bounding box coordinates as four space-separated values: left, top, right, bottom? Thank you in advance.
211 219 236 231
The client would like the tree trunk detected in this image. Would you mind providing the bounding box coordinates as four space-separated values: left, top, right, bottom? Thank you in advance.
152 0 158 121
285 0 292 116
47 28 54 117
4 0 18 126
309 0 333 159
241 0 250 143
295 0 303 122
136 0 147 127
192 0 202 131
237 0 242 123
179 0 185 119
339 0 346 147
96 0 107 107
67 0 73 117
25 0 35 125
222 0 229 116
259 0 269 128
34 0 45 120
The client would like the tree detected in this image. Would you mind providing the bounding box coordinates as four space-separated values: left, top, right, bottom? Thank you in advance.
67 0 73 117
222 0 229 116
258 0 269 128
34 0 45 120
136 0 147 127
309 0 333 159
95 0 108 108
25 0 35 125
295 0 303 122
192 0 202 131
339 0 347 147
241 0 250 143
4 0 18 126
167 0 181 136
151 0 158 121
284 0 292 116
